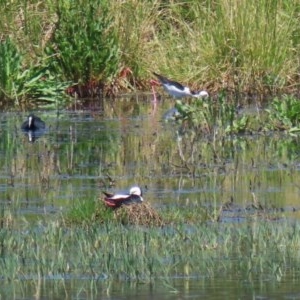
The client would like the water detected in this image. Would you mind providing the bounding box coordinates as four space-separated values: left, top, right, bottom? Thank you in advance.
1 96 300 298
1 274 300 299
1 99 299 217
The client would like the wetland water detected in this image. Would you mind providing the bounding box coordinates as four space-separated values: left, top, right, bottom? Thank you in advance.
1 96 300 299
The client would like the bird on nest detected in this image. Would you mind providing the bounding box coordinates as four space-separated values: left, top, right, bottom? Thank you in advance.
102 186 143 209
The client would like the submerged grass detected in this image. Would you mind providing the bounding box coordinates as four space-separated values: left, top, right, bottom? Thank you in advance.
0 214 300 283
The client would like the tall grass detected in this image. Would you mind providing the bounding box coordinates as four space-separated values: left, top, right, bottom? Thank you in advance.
110 0 161 78
46 0 120 83
0 0 299 100
140 0 299 93
0 37 22 100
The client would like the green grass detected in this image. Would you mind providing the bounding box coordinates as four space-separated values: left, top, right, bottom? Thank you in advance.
174 92 251 134
266 95 300 133
0 212 299 282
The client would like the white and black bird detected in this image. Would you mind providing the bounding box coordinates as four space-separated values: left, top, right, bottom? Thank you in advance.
21 114 46 131
102 186 144 209
21 114 46 142
152 72 208 99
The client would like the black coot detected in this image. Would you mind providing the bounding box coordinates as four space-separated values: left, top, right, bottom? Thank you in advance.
21 114 46 142
21 114 45 131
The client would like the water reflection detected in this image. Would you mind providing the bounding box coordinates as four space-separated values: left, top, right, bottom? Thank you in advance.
22 128 46 142
1 274 300 299
0 99 299 220
163 107 180 122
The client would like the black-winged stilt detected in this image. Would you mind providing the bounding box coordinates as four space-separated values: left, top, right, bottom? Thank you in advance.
152 72 208 99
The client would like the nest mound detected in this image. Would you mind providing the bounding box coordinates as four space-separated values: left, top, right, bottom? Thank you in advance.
114 202 164 226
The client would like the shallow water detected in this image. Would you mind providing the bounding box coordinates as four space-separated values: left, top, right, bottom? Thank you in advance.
1 98 299 220
1 96 300 298
1 272 300 300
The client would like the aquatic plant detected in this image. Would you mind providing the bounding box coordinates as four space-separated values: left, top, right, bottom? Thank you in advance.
266 95 300 133
143 0 299 95
65 199 107 227
15 63 70 103
66 197 164 227
1 104 300 289
0 37 22 100
174 93 249 135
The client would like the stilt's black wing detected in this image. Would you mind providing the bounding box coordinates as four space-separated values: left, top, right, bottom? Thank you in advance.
153 72 185 91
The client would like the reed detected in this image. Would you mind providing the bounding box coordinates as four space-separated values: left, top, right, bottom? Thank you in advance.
191 0 298 93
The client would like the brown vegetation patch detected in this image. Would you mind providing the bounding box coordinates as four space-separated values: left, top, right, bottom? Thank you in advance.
113 202 164 227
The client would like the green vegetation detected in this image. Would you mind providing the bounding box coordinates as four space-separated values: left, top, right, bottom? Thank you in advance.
65 199 113 227
1 1 300 295
0 37 69 103
173 93 300 136
46 0 120 84
0 0 299 102
266 95 300 133
175 93 250 135
0 208 299 282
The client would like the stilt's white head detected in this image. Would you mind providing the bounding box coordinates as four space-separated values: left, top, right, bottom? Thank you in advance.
194 90 209 98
